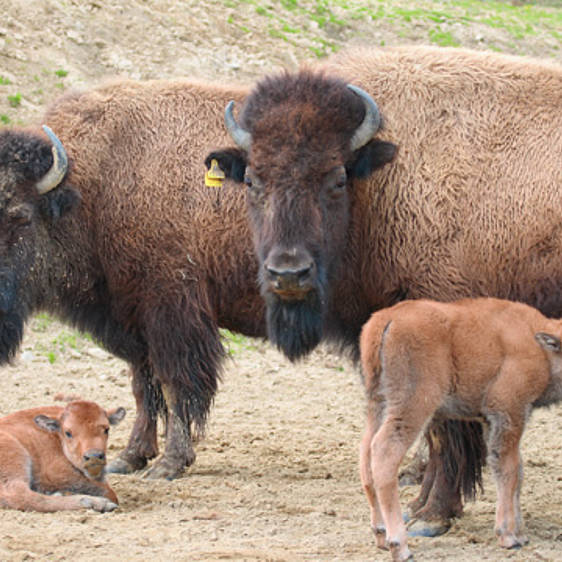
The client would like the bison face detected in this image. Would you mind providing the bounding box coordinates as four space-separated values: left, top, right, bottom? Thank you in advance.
206 72 396 360
0 127 77 364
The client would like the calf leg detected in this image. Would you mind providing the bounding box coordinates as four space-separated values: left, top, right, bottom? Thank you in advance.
0 480 117 513
487 412 528 548
359 402 386 549
371 412 424 562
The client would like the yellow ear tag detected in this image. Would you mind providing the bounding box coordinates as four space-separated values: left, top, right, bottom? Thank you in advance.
205 159 226 187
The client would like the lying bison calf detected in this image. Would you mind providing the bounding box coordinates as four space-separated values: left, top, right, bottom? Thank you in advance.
359 297 562 561
0 400 125 512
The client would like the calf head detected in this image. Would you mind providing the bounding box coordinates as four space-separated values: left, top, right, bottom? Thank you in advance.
35 401 126 480
206 71 396 360
0 126 79 364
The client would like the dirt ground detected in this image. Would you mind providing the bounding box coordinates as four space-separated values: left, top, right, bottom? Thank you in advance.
0 1 561 561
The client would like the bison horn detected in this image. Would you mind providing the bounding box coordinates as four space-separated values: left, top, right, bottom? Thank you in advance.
36 125 69 194
225 101 252 153
347 84 381 152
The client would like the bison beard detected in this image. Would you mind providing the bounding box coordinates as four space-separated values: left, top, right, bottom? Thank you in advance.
265 292 325 361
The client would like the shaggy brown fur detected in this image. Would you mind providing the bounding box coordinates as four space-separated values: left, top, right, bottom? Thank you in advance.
208 46 562 531
0 78 266 479
360 298 562 560
0 401 125 512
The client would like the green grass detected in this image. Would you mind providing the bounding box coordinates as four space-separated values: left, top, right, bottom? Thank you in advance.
220 329 257 356
54 69 68 78
0 76 11 85
7 93 21 108
217 0 561 59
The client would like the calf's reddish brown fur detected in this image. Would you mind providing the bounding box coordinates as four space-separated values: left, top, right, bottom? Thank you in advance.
359 298 562 560
0 400 125 512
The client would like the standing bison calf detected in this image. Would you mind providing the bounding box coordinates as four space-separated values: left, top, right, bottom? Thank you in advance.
0 400 125 512
359 298 562 560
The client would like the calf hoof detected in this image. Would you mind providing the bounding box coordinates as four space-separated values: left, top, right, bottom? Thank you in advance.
106 455 147 474
389 540 413 561
80 496 118 513
143 456 185 480
371 524 387 549
407 517 451 538
498 533 529 549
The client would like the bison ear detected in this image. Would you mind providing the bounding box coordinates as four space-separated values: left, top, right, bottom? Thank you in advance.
34 414 61 433
39 186 81 221
347 140 397 180
205 148 247 183
535 332 561 353
107 407 126 426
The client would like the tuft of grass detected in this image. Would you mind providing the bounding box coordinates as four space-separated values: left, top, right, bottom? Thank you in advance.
0 76 11 85
46 351 56 364
54 69 68 78
0 114 10 125
7 93 21 108
221 329 256 356
31 313 54 333
428 28 460 47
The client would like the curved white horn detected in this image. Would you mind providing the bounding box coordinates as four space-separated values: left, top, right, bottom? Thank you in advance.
225 101 252 152
347 84 381 152
36 125 69 194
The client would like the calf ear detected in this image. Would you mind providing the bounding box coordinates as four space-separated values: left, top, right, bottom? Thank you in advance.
535 332 561 352
34 414 61 433
107 407 126 426
205 148 247 183
347 139 397 180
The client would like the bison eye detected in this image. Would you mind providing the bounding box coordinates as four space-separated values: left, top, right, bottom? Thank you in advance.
65 430 73 439
329 172 347 195
104 427 109 435
244 175 253 189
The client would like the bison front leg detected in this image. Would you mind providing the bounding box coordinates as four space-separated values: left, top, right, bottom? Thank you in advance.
143 383 195 480
142 301 222 480
107 364 160 474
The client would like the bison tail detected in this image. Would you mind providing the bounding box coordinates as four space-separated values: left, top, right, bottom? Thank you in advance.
442 419 485 502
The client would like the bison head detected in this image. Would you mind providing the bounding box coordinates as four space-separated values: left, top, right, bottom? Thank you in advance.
0 126 78 364
206 71 396 360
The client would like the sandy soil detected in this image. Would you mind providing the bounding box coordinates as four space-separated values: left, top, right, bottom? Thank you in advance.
0 1 561 561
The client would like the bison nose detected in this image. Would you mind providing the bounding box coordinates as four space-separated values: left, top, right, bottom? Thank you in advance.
266 263 314 283
264 251 316 297
83 450 106 463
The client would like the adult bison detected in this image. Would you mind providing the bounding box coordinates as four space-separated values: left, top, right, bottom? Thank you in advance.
0 79 265 480
207 46 562 534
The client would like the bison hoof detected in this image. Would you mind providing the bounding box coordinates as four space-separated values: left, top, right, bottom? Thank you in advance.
143 457 185 480
407 517 451 538
185 446 196 467
80 496 118 513
106 455 147 474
